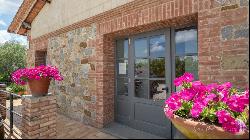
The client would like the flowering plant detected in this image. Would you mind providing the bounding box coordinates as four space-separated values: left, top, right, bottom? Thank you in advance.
164 73 249 134
11 65 63 85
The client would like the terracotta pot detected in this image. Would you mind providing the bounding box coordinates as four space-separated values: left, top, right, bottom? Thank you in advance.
28 77 51 97
170 115 249 139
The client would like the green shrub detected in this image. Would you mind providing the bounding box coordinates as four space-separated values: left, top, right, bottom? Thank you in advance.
6 83 26 93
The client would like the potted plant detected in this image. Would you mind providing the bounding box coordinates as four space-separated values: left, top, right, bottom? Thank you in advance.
11 65 63 97
164 73 249 139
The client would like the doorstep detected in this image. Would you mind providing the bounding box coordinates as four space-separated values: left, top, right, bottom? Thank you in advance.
101 122 166 139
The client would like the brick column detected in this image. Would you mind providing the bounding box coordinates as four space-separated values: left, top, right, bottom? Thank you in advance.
0 84 6 119
21 94 57 139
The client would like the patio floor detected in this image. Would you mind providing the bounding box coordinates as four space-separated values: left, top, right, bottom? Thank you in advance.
4 99 118 139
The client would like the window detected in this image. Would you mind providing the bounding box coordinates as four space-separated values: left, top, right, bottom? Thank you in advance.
35 51 47 66
175 27 198 80
116 39 129 96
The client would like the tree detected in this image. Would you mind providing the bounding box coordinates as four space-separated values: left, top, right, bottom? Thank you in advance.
0 41 27 83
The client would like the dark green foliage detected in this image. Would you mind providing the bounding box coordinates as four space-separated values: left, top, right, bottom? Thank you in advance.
0 41 27 83
175 101 193 118
6 83 26 93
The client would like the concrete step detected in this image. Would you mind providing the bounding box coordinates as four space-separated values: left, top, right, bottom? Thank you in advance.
101 122 166 139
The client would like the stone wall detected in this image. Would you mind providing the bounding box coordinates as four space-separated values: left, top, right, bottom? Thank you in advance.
198 0 249 88
47 24 98 126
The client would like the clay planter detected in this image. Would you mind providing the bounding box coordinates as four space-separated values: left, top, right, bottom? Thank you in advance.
28 77 51 97
170 115 249 139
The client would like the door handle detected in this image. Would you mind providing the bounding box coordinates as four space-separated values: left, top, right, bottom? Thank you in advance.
162 87 169 93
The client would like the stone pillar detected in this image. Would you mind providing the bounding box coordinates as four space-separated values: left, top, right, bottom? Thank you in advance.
21 94 57 139
0 84 6 119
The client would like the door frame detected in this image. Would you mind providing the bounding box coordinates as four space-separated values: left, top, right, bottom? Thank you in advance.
114 27 175 138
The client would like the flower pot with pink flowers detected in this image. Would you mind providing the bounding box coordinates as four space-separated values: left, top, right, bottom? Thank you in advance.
11 65 63 97
164 73 249 139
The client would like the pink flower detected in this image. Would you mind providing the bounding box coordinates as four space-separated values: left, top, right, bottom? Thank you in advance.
165 93 182 111
206 83 218 92
217 82 232 92
192 81 207 93
11 65 63 85
226 95 247 113
216 110 234 124
179 89 196 101
174 72 194 86
164 107 174 118
163 73 249 134
216 110 242 133
190 103 204 118
204 93 217 104
222 120 240 134
219 90 229 103
190 99 207 118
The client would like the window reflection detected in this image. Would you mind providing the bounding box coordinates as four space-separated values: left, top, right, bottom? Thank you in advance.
135 59 148 77
150 58 165 78
135 79 148 98
175 27 198 80
116 39 128 59
175 29 197 56
176 56 198 79
150 80 166 100
135 38 148 57
150 35 165 57
117 78 128 96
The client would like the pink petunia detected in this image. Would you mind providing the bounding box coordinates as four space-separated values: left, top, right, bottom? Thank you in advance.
226 95 247 113
216 110 235 124
174 72 194 86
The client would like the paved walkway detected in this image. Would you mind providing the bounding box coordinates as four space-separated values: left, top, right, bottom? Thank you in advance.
56 114 117 139
4 99 117 139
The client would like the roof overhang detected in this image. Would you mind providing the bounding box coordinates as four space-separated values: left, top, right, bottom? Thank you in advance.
7 0 51 36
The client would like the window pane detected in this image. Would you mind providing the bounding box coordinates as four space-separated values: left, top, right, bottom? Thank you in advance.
175 27 198 81
117 78 128 96
135 79 148 99
117 59 128 77
135 59 148 78
176 56 198 80
135 38 148 57
150 80 166 100
150 35 165 57
175 28 197 56
116 39 128 58
150 58 165 78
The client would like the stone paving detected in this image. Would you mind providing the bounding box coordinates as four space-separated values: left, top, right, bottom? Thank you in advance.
56 114 117 139
4 99 118 139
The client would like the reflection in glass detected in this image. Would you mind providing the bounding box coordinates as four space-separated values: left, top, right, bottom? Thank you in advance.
175 27 198 81
150 80 166 100
117 78 128 96
117 59 128 77
176 56 198 80
135 79 148 99
150 58 165 78
175 29 197 56
150 35 165 57
135 59 148 77
135 38 148 57
116 39 128 58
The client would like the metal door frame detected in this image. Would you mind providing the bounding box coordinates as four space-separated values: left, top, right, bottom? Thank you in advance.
114 28 173 138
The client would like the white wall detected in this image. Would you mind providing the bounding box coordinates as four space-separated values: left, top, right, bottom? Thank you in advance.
31 0 134 38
